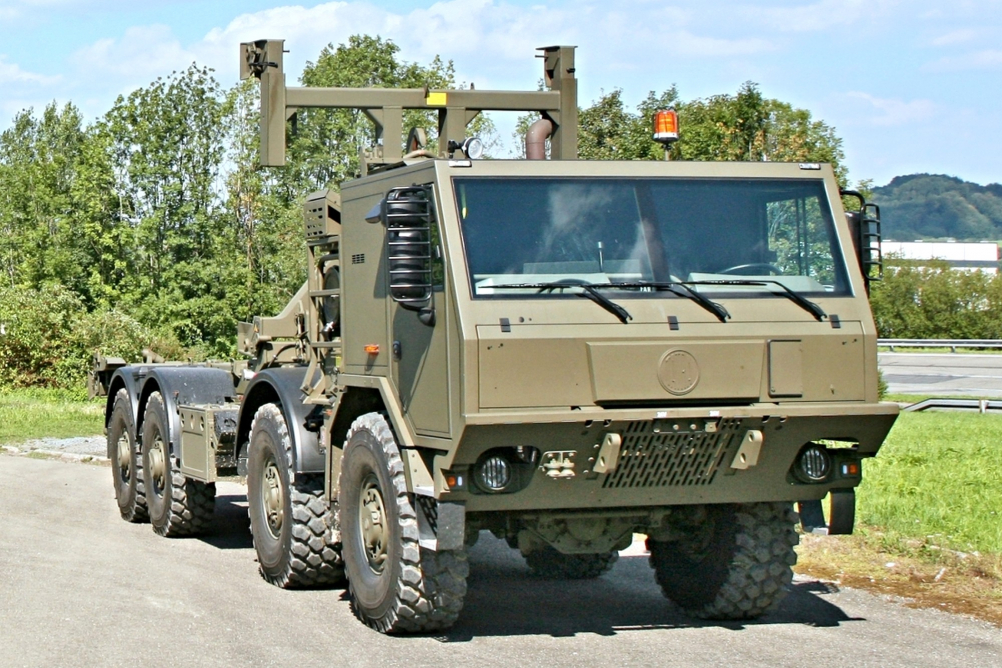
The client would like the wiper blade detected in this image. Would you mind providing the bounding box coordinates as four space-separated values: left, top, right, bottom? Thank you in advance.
683 279 827 321
603 281 731 323
497 281 633 324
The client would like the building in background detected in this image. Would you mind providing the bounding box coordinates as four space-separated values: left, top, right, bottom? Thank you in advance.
881 240 1000 274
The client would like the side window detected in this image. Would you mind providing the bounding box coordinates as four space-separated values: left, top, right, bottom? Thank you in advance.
767 195 840 288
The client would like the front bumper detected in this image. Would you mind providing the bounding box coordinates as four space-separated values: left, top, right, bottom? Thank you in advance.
440 402 898 512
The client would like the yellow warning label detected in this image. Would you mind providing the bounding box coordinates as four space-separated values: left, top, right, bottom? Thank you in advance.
425 92 447 106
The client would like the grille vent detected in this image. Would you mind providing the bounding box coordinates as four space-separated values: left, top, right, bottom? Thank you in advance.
602 418 741 489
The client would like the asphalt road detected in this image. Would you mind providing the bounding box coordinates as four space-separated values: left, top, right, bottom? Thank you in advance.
878 352 1002 398
2 454 1000 667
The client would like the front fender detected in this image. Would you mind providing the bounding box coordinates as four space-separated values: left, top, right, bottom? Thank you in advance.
237 366 324 475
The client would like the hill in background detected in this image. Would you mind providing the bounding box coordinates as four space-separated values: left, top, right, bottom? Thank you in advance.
871 174 1002 241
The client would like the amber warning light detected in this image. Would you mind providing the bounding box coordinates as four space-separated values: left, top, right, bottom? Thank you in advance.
653 108 679 145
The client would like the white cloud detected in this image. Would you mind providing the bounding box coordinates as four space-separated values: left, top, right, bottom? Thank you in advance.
926 49 1002 71
846 91 937 127
73 25 195 80
68 1 778 96
745 0 899 33
931 28 980 46
0 56 59 85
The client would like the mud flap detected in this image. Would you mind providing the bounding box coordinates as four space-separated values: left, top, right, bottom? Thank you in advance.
416 496 465 551
798 489 855 535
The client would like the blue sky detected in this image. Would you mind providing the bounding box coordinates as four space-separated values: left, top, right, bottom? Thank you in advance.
1 0 1000 187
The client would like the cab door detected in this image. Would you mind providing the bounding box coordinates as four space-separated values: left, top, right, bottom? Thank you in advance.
386 185 451 436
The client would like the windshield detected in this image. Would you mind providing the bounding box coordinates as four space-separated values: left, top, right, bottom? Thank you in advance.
454 177 850 298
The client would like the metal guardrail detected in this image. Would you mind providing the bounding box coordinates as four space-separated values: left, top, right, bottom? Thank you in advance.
903 398 1002 413
879 338 1002 352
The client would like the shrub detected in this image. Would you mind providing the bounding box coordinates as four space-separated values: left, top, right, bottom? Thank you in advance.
870 259 1002 339
0 285 184 389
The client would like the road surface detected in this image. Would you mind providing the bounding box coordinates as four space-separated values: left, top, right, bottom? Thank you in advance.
1 454 999 667
878 352 1002 398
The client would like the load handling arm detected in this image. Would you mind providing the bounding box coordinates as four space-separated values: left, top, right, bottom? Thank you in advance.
239 39 579 170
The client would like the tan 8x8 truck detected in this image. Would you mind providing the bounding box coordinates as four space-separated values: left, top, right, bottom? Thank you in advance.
91 39 898 633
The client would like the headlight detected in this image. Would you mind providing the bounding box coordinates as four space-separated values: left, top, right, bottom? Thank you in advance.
794 444 832 483
475 453 512 492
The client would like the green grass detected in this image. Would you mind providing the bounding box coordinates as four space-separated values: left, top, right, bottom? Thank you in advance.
859 411 1002 555
0 389 104 444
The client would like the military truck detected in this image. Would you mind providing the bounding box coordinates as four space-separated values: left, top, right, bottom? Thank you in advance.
93 39 898 633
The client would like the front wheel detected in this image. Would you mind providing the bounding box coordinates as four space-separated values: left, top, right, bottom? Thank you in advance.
339 412 468 633
141 392 215 537
246 403 344 588
647 502 799 620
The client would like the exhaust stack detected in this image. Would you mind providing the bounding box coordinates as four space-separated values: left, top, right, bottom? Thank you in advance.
526 118 554 160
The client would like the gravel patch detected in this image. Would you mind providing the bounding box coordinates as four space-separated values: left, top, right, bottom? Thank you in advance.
2 435 106 462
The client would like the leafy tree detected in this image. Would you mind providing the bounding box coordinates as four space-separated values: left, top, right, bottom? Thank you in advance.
280 35 496 197
0 103 90 292
572 82 848 184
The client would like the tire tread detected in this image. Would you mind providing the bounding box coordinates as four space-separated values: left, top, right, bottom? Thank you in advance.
648 502 799 620
343 412 468 634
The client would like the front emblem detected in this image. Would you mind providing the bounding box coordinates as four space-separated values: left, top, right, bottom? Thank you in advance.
658 350 699 395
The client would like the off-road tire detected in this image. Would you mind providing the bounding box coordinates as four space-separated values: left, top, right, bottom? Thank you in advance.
141 392 215 537
108 389 147 522
247 403 344 588
339 412 468 634
524 546 619 579
647 502 799 620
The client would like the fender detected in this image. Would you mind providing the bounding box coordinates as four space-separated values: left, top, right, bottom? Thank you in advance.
104 367 144 429
136 367 236 458
237 366 325 475
340 373 417 446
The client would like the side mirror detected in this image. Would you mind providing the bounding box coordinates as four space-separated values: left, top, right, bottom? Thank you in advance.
384 186 437 324
365 199 385 224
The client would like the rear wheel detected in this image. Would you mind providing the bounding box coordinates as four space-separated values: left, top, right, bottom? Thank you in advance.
524 546 618 579
339 412 468 633
108 389 147 523
647 502 799 620
141 392 215 537
247 403 344 588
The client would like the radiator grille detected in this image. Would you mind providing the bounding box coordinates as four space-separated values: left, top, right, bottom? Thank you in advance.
602 418 741 489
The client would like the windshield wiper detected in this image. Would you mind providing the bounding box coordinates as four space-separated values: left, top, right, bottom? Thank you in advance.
601 281 731 323
492 281 633 324
682 279 827 321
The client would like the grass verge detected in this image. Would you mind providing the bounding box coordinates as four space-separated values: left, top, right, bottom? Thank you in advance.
796 410 1002 625
0 389 104 443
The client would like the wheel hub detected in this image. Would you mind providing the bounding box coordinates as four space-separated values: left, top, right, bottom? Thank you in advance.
359 475 389 574
148 436 166 494
116 434 131 480
262 460 284 538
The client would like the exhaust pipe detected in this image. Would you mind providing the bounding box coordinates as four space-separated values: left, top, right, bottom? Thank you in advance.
525 118 554 160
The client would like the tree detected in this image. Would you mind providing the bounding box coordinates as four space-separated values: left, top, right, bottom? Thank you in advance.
573 82 849 185
281 35 461 196
0 103 90 292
